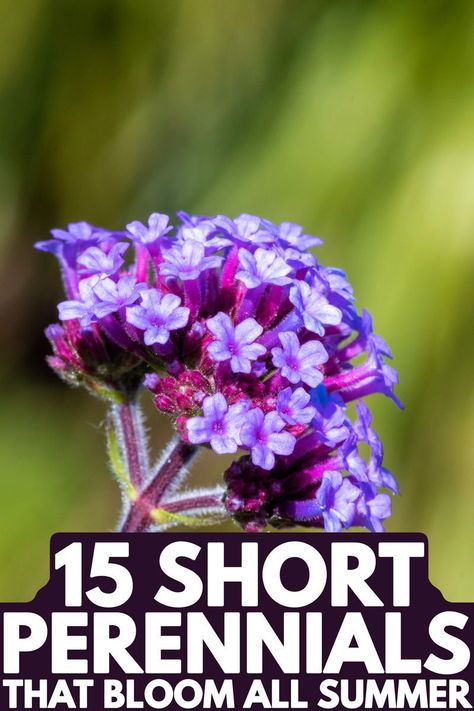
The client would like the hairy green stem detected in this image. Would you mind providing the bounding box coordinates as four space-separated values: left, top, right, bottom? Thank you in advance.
113 400 148 490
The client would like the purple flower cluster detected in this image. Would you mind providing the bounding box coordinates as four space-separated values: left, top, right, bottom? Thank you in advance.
37 212 402 532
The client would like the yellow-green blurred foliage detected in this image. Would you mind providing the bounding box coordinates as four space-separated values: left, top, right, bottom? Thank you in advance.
0 0 472 601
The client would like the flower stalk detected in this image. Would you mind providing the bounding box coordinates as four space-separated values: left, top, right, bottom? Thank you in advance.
108 400 224 532
112 400 148 490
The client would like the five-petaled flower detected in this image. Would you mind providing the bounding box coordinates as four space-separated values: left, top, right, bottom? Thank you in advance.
126 290 190 346
58 276 100 327
161 241 222 281
271 331 328 387
126 213 172 245
187 394 250 454
276 387 316 425
289 279 342 335
236 247 292 288
240 409 296 470
93 276 144 318
206 313 266 373
77 242 129 276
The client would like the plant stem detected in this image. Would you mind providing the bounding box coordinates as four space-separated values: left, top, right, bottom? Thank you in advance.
161 493 223 514
115 400 147 490
120 438 198 532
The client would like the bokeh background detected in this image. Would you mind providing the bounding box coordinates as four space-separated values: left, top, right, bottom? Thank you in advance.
0 0 473 601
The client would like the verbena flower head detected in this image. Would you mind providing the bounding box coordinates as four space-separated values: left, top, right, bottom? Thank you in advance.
36 211 402 531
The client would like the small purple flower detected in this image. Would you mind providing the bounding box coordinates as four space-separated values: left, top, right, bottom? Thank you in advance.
206 313 266 373
365 342 403 408
349 310 393 360
126 213 172 245
231 214 275 246
236 247 292 288
320 266 354 302
51 222 105 246
272 331 328 387
316 471 361 532
283 247 317 270
35 222 111 259
92 276 144 318
176 211 210 226
290 280 342 335
354 404 399 493
340 431 368 481
352 481 391 532
178 224 233 250
77 242 129 276
160 241 222 281
53 221 104 242
368 457 399 494
126 289 190 346
353 400 375 442
186 394 250 454
311 384 349 446
240 409 296 470
276 387 316 425
276 221 322 251
57 276 100 326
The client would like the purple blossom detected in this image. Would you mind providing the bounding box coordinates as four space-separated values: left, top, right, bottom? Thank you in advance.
275 470 361 530
37 210 402 535
92 276 144 318
126 290 190 346
340 431 368 481
362 310 393 358
320 266 354 302
77 242 129 276
176 211 210 227
352 481 392 532
353 400 376 443
240 409 296 470
160 241 222 281
178 224 233 250
326 339 403 409
345 310 393 362
186 394 250 454
283 247 317 270
315 471 361 532
53 221 105 242
354 401 384 468
368 456 399 494
276 221 322 251
272 331 328 387
276 387 316 425
236 247 292 288
126 213 172 245
311 384 349 446
354 403 399 493
57 276 100 326
290 280 342 335
230 213 275 246
206 312 266 373
36 221 107 252
364 342 403 408
34 222 115 272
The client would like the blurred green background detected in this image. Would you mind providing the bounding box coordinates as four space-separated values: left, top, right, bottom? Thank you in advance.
0 0 473 601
